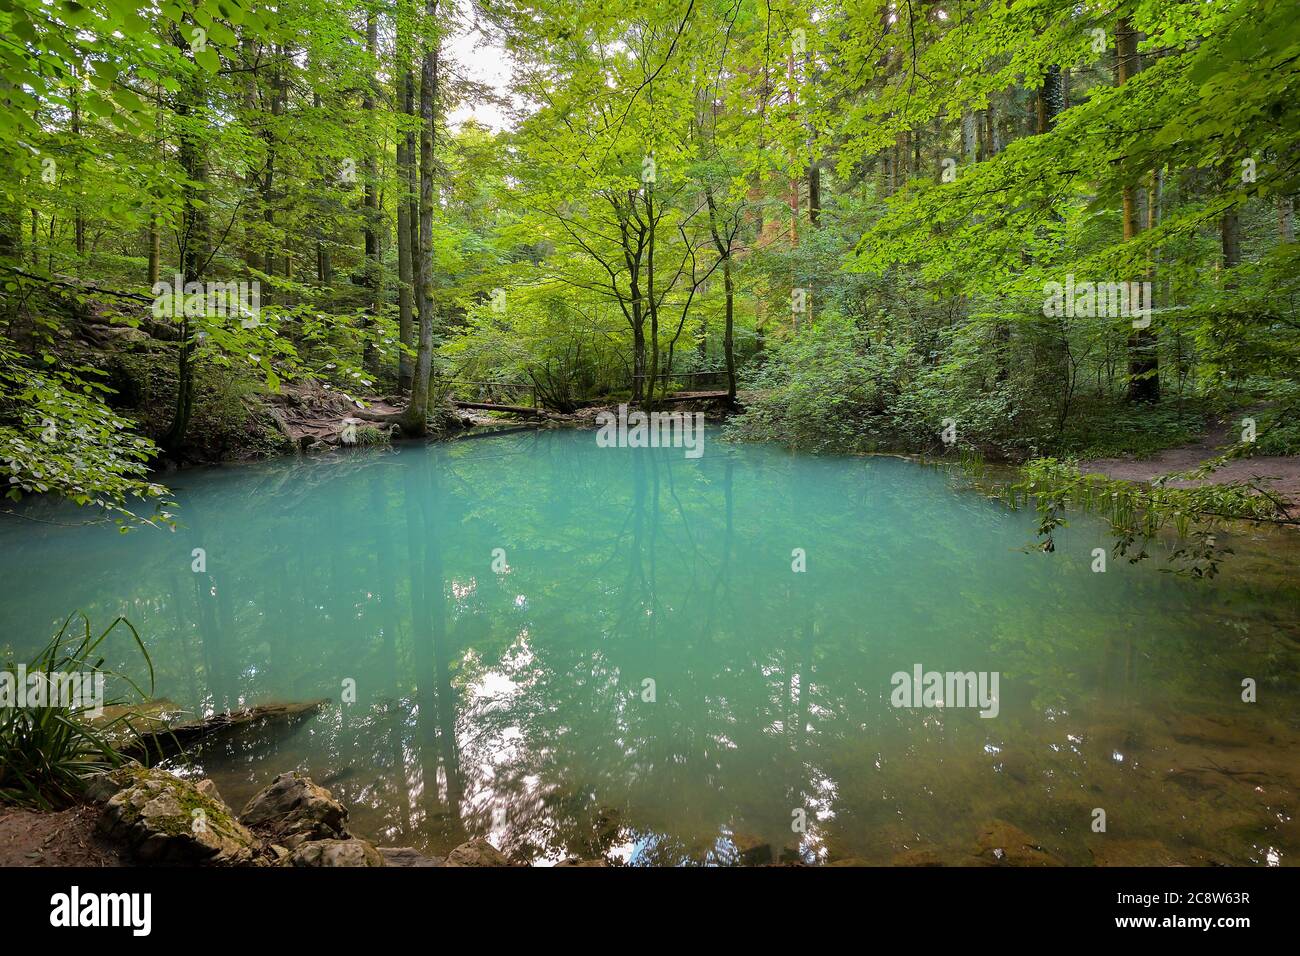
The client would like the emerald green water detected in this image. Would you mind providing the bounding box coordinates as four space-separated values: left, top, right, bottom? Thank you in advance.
2 428 1298 865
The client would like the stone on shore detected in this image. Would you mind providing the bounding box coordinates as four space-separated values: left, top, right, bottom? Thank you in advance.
97 766 261 865
288 838 385 867
444 837 512 866
239 771 350 849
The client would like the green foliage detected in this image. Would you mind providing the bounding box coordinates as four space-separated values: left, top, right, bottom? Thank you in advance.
1013 457 1286 575
0 0 1295 552
0 333 170 525
725 313 922 453
0 614 153 809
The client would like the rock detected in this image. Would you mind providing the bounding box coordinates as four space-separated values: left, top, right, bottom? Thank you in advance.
83 766 137 804
555 858 610 867
1089 839 1183 867
379 846 444 867
826 857 872 867
194 778 226 807
288 838 385 867
239 771 350 849
97 766 261 866
891 847 946 866
973 820 1065 867
444 838 511 867
731 831 772 866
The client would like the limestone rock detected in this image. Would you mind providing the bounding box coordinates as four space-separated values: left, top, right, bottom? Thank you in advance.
97 767 260 865
444 837 511 867
240 771 349 849
288 838 385 867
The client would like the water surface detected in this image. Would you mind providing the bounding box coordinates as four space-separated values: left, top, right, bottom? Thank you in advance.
2 429 1297 865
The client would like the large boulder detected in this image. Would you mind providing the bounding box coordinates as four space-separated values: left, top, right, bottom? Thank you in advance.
97 767 261 865
444 838 512 867
288 838 385 867
239 771 350 849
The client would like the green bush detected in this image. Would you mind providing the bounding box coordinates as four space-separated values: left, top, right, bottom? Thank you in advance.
0 615 153 809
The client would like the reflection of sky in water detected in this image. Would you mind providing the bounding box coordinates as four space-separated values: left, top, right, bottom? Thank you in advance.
1 430 1297 865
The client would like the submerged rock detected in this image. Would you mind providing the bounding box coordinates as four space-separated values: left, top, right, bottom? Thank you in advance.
731 831 773 866
379 846 444 867
239 771 350 849
97 767 261 865
555 857 610 867
1089 838 1183 867
973 820 1065 867
289 838 385 867
444 837 512 867
891 847 946 867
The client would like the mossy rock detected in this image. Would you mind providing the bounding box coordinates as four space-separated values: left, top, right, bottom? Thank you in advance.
97 766 263 865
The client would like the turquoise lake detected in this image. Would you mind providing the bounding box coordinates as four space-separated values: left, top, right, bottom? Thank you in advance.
1 428 1297 865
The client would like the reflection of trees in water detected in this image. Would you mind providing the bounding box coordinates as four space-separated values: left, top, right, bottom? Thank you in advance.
8 434 1300 863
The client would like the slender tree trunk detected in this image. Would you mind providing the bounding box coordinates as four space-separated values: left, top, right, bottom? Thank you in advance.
162 26 208 454
362 10 381 374
402 0 439 436
1117 17 1159 402
644 188 660 411
70 73 86 258
240 36 261 274
1278 194 1295 242
1037 65 1065 134
147 213 161 285
961 110 978 162
396 23 416 393
1221 196 1242 271
705 187 736 404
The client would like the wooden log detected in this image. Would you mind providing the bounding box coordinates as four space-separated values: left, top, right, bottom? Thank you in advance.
452 400 541 416
117 699 329 762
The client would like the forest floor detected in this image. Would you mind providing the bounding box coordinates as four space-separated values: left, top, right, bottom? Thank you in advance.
0 805 126 866
1079 420 1300 507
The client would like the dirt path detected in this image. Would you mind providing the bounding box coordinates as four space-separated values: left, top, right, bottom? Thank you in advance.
1080 422 1300 507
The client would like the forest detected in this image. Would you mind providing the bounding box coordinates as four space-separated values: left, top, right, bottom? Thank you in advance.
1 0 1296 512
0 0 1299 880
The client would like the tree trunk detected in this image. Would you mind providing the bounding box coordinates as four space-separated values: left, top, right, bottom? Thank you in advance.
1117 17 1159 402
147 213 161 285
362 11 381 374
1037 65 1065 134
1279 194 1296 242
401 0 439 437
396 35 416 393
161 25 208 454
705 187 736 404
